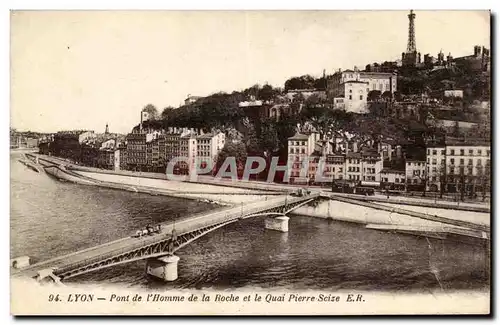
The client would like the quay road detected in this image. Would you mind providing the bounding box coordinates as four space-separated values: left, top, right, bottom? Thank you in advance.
12 192 319 281
27 153 490 213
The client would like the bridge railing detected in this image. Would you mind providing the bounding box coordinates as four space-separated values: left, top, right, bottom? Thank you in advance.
55 193 319 276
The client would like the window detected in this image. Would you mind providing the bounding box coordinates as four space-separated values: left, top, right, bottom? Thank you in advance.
478 149 482 155
460 159 464 165
349 95 352 100
432 158 437 165
432 167 437 172
302 141 306 146
441 149 445 155
469 149 473 155
349 89 352 93
360 95 363 100
366 88 370 93
460 149 464 156
450 149 455 155
468 159 473 165
432 150 437 155
441 159 445 165
427 149 430 155
450 158 455 165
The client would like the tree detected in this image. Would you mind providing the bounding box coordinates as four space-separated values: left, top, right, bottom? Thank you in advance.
381 91 393 101
367 90 382 102
215 142 247 176
259 84 278 102
142 104 159 120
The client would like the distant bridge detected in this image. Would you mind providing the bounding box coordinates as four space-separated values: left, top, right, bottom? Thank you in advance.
11 193 321 283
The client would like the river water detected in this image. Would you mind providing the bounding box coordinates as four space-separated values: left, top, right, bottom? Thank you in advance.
10 152 489 292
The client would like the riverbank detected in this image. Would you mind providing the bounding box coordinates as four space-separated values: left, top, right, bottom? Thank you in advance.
28 153 490 213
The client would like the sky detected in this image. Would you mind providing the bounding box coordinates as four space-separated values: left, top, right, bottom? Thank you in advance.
10 10 490 134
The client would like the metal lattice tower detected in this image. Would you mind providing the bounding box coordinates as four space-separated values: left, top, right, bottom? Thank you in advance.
406 10 416 53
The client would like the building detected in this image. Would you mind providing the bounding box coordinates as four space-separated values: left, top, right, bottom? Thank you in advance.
49 130 96 162
145 131 162 172
425 139 491 196
380 168 406 191
178 132 198 175
97 148 115 170
287 132 320 184
114 144 128 171
425 145 446 192
444 90 464 98
185 95 202 106
361 150 383 183
405 160 427 191
327 68 397 113
324 154 346 182
443 141 491 195
126 131 147 171
238 97 272 120
196 132 226 174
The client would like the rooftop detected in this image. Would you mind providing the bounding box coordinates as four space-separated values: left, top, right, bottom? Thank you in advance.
288 133 310 141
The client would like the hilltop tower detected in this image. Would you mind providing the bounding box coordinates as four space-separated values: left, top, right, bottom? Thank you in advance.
105 123 109 134
401 10 421 67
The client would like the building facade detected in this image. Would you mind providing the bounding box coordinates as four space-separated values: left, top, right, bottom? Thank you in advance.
327 69 397 113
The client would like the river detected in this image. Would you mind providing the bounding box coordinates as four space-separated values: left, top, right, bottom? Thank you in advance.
10 152 489 292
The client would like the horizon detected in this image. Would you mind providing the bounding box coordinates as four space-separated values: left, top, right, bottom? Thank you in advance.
10 10 490 134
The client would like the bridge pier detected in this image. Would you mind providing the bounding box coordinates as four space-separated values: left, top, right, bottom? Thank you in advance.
35 268 62 285
146 255 180 282
265 216 289 233
11 256 31 269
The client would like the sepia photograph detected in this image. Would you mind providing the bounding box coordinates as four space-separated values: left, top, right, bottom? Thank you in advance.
9 9 491 315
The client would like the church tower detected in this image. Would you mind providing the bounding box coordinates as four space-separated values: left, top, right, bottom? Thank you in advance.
105 123 109 135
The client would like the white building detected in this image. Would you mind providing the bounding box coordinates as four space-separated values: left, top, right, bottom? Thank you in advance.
426 145 446 191
426 141 491 194
287 132 320 183
327 68 397 113
444 143 491 194
380 168 406 191
196 132 226 173
178 132 197 175
405 160 427 189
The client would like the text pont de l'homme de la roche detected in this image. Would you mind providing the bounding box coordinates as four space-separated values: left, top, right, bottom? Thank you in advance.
50 293 365 304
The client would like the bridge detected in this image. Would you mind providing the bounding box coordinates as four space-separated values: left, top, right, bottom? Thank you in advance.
11 192 321 283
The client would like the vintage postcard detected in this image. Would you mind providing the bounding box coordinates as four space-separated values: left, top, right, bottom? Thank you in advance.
10 10 491 315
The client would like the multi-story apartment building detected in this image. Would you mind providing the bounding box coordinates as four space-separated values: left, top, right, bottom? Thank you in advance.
361 151 383 183
346 152 363 182
178 132 198 175
425 145 446 191
324 154 346 182
405 160 427 190
380 168 406 191
97 148 115 170
126 131 147 171
287 132 320 184
196 132 226 174
327 68 397 113
426 140 490 195
444 142 491 195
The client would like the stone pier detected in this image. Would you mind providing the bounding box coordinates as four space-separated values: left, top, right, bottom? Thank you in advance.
35 268 62 284
265 215 289 232
146 255 180 281
11 256 31 269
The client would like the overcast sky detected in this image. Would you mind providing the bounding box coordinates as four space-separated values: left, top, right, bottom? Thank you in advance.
10 10 490 134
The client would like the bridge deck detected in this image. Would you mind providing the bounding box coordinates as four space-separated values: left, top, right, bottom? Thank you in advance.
12 193 318 279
